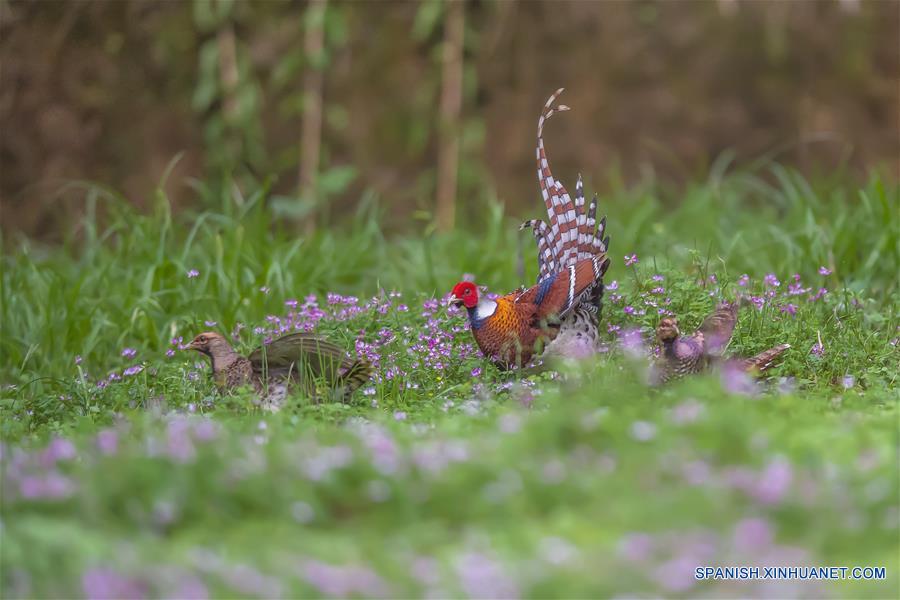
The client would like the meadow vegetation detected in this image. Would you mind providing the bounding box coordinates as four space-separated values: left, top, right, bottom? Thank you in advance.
1 165 898 597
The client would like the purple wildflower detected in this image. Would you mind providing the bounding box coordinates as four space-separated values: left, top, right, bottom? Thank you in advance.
82 567 147 600
186 269 199 279
738 274 750 287
733 517 775 553
219 565 283 598
285 299 299 309
454 552 519 600
818 266 832 276
721 362 757 396
74 355 83 365
764 273 780 287
259 286 270 294
682 459 712 486
96 429 118 455
301 560 388 599
192 419 219 442
810 341 825 357
123 365 143 377
787 278 810 296
203 320 217 327
842 375 855 389
809 287 828 302
623 305 635 315
20 472 76 499
165 418 197 463
780 303 797 317
121 348 137 359
393 411 407 421
354 423 403 476
624 253 639 267
651 274 664 282
617 533 654 562
753 456 793 505
45 437 77 463
168 575 208 600
619 328 645 358
669 399 705 425
166 349 176 358
607 280 619 291
653 554 700 593
470 366 482 378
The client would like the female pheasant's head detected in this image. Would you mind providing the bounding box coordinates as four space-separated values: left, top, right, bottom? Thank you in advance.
656 318 680 343
449 281 479 309
188 332 234 359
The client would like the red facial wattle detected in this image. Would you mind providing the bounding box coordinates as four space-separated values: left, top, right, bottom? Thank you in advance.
451 282 479 309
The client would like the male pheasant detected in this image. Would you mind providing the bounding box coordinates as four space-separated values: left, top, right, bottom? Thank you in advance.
651 302 789 383
519 88 610 359
450 252 610 369
188 331 373 409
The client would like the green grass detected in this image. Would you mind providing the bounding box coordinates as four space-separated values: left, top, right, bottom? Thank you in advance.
1 166 898 598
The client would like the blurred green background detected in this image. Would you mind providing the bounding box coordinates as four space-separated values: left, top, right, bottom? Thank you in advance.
1 0 897 240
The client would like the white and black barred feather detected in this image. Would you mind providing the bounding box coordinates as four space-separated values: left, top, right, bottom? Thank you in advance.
520 89 609 283
518 89 612 359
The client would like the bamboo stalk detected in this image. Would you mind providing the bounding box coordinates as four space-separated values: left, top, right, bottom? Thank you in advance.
217 24 239 121
300 0 328 234
435 0 464 233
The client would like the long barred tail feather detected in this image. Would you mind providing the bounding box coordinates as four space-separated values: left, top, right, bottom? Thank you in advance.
523 89 611 328
520 219 558 282
532 89 610 272
536 88 579 269
587 193 598 228
574 174 592 263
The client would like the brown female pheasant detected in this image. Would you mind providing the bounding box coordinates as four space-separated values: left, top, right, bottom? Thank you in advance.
652 302 789 383
450 252 610 369
188 331 373 409
519 88 610 359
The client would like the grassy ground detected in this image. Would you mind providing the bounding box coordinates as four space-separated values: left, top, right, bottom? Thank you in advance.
2 166 898 598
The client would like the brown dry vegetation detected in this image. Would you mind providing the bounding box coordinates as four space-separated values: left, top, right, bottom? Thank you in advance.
1 0 897 239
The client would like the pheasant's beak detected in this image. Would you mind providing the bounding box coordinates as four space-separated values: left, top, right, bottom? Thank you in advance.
448 297 464 309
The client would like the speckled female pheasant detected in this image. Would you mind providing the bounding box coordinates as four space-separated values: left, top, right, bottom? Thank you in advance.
519 88 610 359
450 252 610 369
652 302 789 383
188 331 373 409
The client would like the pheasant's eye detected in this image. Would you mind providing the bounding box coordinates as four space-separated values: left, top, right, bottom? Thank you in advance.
463 288 471 295
199 336 207 344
